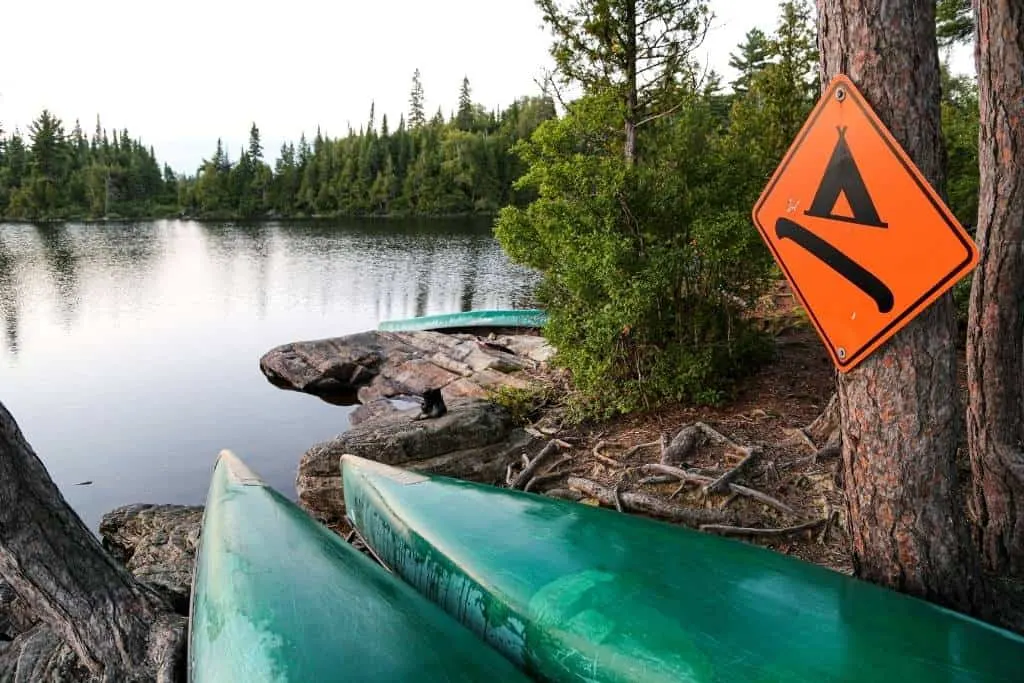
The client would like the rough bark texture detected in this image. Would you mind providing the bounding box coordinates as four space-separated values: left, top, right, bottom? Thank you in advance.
0 400 185 682
816 0 984 612
967 0 1024 576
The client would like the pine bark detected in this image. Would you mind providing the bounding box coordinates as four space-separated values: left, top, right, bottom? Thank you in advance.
0 400 185 681
816 0 984 613
967 0 1024 576
624 0 639 165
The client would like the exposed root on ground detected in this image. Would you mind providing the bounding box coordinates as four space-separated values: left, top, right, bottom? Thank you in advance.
503 384 850 572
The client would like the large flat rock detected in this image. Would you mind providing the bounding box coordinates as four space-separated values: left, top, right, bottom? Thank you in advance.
260 330 552 406
298 397 535 527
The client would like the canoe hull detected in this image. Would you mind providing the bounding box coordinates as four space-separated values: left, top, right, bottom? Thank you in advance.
341 454 1024 683
187 450 531 682
378 308 547 332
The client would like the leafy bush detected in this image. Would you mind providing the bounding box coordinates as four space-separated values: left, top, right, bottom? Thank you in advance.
495 93 776 419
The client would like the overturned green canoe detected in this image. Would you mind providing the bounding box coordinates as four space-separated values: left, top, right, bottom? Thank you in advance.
341 454 1024 683
378 308 547 332
188 450 533 682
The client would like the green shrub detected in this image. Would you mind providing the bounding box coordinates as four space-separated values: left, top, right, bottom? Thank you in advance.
495 93 776 420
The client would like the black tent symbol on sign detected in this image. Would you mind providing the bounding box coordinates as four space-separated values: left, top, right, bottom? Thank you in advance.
805 126 887 228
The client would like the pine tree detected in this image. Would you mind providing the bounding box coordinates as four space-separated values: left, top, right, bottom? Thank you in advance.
410 68 426 128
457 76 474 130
937 0 973 47
728 28 772 95
248 123 263 162
536 0 712 164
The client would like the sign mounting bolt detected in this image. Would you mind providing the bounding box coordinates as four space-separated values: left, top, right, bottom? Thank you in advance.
837 347 847 360
835 86 847 102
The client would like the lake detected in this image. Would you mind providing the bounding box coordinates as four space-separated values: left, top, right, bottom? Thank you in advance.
0 218 540 532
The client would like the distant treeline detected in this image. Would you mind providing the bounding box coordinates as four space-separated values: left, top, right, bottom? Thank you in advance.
0 63 977 224
0 74 557 220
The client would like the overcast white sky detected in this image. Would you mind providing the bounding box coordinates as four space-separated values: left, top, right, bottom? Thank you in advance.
0 1 973 175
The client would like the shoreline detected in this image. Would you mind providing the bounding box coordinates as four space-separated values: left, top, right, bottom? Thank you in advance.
0 211 501 225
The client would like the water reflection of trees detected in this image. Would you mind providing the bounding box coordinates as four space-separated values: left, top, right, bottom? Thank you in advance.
196 221 274 319
0 240 20 358
33 223 81 330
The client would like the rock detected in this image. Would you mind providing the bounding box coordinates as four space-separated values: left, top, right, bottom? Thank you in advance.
259 331 391 402
348 397 422 426
260 330 553 406
297 398 535 526
491 334 557 364
99 504 203 615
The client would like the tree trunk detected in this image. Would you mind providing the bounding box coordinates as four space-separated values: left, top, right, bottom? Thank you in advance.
816 0 985 614
967 0 1024 576
623 0 638 165
0 400 185 681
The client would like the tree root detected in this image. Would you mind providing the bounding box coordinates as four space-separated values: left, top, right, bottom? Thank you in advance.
509 439 571 490
591 440 624 468
699 517 830 539
567 477 739 526
640 464 796 516
523 458 573 492
662 421 745 464
705 447 761 495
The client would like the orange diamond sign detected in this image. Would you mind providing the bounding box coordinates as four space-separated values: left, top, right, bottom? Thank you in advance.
752 74 979 372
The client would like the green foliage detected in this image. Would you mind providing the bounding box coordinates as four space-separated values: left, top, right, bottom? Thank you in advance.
497 90 776 418
488 384 561 426
409 69 426 129
0 81 556 221
728 28 772 95
941 65 979 229
937 0 973 47
0 112 172 220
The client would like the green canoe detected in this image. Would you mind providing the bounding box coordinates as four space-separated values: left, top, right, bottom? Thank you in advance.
187 450 533 682
377 308 547 332
341 454 1024 683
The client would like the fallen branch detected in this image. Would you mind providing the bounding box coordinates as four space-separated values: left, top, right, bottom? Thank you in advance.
637 475 677 486
591 440 623 468
349 528 390 571
620 440 661 460
699 517 829 539
704 447 760 495
523 455 574 492
817 510 840 545
779 444 842 472
566 477 739 526
641 464 796 516
543 488 584 502
781 427 818 454
511 440 564 490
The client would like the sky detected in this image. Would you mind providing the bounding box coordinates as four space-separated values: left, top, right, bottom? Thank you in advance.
0 0 974 175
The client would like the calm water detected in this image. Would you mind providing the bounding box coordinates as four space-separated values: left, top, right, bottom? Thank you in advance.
0 218 539 531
